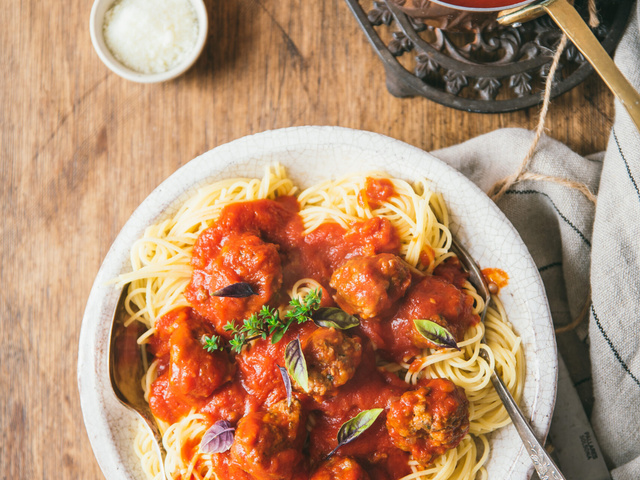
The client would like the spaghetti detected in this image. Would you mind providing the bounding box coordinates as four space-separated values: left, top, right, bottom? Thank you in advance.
116 164 524 480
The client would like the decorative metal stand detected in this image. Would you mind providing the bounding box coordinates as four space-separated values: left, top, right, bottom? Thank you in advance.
344 0 633 113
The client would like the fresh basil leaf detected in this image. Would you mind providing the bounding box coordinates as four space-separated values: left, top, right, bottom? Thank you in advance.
271 327 286 344
200 420 235 454
211 282 257 298
326 408 384 459
312 307 360 329
285 337 309 393
277 364 292 407
413 318 459 350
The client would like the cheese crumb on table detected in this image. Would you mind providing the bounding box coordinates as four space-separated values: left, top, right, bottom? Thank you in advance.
103 0 199 74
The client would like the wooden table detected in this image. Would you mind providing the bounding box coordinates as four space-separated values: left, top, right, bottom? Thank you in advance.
1 0 615 477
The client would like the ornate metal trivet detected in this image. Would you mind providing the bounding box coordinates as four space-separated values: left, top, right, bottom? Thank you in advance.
344 0 633 113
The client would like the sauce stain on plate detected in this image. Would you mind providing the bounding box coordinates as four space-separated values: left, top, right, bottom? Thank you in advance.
482 268 509 294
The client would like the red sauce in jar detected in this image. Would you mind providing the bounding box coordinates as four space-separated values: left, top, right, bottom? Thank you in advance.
147 197 479 480
437 0 530 8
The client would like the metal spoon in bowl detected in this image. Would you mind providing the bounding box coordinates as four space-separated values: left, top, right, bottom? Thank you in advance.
108 287 169 480
450 237 566 480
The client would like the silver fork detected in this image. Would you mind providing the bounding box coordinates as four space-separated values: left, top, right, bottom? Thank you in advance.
450 237 566 480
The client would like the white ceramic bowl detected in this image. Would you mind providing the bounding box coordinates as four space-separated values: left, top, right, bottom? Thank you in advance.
78 126 557 480
89 0 208 83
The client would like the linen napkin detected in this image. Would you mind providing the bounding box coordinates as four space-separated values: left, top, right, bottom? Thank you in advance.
430 4 640 479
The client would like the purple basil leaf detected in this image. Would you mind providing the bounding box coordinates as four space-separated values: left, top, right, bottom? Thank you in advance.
326 408 383 459
277 364 292 407
200 420 235 454
285 337 309 392
211 282 257 298
413 318 459 350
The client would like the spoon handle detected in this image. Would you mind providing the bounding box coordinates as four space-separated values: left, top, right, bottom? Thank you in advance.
108 287 170 479
487 364 566 480
451 237 566 479
499 0 640 132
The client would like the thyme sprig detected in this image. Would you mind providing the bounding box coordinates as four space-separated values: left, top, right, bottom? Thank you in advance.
223 305 281 352
201 334 223 353
203 289 322 354
274 290 322 343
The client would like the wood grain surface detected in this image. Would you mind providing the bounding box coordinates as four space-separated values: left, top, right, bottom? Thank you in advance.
1 0 614 477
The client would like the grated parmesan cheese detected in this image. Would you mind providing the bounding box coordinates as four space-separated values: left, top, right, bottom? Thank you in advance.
103 0 199 74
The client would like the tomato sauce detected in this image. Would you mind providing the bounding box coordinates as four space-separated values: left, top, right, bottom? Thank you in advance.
307 342 413 479
148 197 479 480
419 245 435 269
437 0 530 8
482 267 509 293
359 177 397 209
360 273 478 363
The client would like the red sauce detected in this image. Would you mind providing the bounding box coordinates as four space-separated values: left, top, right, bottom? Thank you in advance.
437 0 530 8
359 269 479 363
148 197 479 480
419 245 435 269
185 198 401 334
359 177 397 209
307 342 413 479
482 267 509 293
148 308 236 423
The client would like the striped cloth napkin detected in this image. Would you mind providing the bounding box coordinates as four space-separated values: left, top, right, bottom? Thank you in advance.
431 4 640 478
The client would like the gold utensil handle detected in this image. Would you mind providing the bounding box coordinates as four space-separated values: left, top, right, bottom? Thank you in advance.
545 0 640 130
499 0 640 132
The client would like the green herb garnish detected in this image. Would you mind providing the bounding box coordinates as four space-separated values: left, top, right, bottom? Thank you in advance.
413 317 459 350
207 289 322 354
272 289 322 344
201 334 223 352
312 307 360 330
326 408 384 459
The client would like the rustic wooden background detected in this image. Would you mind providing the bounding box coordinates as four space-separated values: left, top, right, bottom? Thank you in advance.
1 0 615 477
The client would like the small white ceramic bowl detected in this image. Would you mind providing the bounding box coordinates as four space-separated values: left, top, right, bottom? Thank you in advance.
89 0 208 83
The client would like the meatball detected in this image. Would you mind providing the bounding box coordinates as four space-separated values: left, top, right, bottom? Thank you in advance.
168 320 234 398
148 308 235 423
310 457 370 480
392 275 478 352
386 378 469 465
299 327 362 397
186 232 283 333
231 399 306 480
330 254 411 319
149 308 234 398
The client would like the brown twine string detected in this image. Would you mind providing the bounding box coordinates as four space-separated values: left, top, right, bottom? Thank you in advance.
487 34 572 202
488 2 602 332
588 0 600 28
518 171 598 203
555 289 592 334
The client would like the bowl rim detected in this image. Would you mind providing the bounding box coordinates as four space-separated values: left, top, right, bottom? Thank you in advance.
89 0 208 83
78 125 557 480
